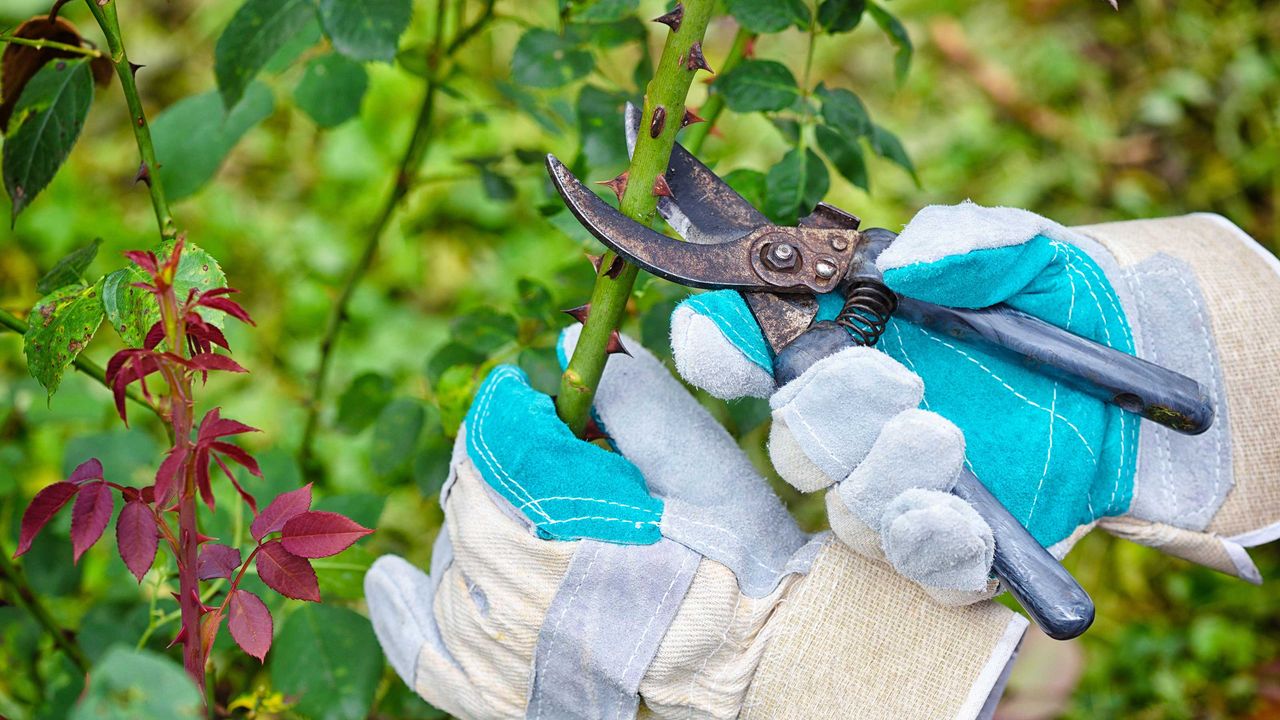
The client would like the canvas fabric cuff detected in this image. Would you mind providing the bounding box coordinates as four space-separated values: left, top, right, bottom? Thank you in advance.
1074 213 1280 575
737 538 1028 720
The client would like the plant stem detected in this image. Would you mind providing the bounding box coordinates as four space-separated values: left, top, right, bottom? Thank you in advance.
681 26 754 154
555 0 717 436
0 33 104 58
0 546 91 674
298 0 495 474
0 307 158 417
82 0 177 241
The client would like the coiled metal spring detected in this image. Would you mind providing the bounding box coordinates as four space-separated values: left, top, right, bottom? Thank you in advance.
835 280 898 347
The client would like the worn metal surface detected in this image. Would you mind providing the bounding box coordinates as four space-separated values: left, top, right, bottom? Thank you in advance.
625 104 768 246
546 155 861 294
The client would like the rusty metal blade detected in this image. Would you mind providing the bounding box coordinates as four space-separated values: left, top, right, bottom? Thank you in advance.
545 155 767 290
624 103 768 246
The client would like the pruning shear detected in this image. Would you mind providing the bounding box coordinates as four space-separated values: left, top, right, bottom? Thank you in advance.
544 106 1214 641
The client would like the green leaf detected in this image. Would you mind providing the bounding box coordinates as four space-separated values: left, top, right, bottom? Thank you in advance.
718 60 801 113
577 84 630 170
71 646 202 719
37 237 101 295
435 365 477 436
511 29 594 89
3 58 93 219
24 279 105 397
103 241 227 347
294 53 369 128
264 18 324 73
816 83 870 138
371 398 426 478
336 372 394 433
723 168 767 212
318 0 413 63
396 44 431 78
518 347 561 395
726 0 810 33
310 543 376 600
816 124 868 191
425 342 485 385
451 309 517 353
765 147 829 226
574 0 638 23
270 605 382 720
868 123 918 184
868 2 912 82
479 167 516 201
567 17 646 48
412 434 451 496
152 82 275 201
215 0 318 108
817 0 866 33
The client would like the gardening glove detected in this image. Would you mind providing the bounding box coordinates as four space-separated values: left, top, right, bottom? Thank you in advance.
672 204 1280 604
365 327 1029 720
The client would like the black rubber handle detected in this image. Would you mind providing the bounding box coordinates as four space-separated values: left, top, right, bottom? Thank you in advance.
774 322 1095 640
893 298 1213 435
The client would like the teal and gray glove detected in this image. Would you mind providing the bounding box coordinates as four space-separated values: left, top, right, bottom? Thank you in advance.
672 202 1242 603
364 327 1028 719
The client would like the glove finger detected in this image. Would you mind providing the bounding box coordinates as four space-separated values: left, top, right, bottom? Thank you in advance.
768 346 923 490
877 202 1068 309
837 408 966 528
558 324 774 493
881 488 995 594
669 291 775 400
365 555 446 688
825 488 885 562
463 364 661 544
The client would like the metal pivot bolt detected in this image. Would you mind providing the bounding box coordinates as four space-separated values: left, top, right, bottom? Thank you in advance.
815 258 837 279
765 242 798 271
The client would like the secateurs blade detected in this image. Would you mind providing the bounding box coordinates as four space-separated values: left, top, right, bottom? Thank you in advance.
544 109 1215 641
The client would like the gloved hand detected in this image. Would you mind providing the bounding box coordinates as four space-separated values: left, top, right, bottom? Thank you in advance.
365 326 1027 719
673 204 1280 603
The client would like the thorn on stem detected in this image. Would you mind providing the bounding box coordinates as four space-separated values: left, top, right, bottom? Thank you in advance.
563 304 591 323
681 107 705 128
652 3 683 32
604 255 625 279
653 174 673 198
606 331 630 356
596 171 628 202
650 105 666 138
583 416 609 442
134 162 151 187
586 253 604 273
685 42 712 74
129 62 144 77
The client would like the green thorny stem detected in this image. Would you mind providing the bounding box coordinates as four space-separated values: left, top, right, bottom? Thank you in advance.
83 0 177 241
298 0 495 476
0 32 104 58
555 0 716 436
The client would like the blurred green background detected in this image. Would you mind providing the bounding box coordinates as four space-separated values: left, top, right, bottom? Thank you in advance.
1 0 1278 718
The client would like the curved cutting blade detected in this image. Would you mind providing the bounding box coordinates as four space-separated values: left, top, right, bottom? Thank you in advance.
624 103 767 245
545 155 766 290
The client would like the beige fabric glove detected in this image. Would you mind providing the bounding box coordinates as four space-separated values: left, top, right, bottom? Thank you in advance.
365 328 1027 719
1075 213 1280 573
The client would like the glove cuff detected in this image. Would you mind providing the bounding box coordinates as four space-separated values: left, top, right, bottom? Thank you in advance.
738 539 1028 720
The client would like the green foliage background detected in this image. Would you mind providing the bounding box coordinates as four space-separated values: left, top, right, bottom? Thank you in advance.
1 0 1278 718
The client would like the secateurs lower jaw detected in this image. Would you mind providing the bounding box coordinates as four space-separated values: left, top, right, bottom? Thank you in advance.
543 105 1214 641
